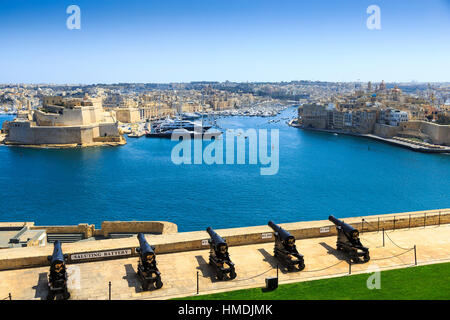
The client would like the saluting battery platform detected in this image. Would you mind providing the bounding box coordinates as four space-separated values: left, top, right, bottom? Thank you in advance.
46 241 70 300
268 221 305 271
206 227 237 280
329 215 370 263
136 233 163 290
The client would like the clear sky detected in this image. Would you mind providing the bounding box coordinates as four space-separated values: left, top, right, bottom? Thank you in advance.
0 0 449 84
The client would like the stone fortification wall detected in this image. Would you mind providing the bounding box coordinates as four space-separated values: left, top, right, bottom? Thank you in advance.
0 209 448 270
400 121 450 146
374 123 401 138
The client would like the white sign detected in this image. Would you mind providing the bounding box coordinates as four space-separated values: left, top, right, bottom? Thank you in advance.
71 249 132 261
320 227 330 233
201 239 209 246
261 233 273 239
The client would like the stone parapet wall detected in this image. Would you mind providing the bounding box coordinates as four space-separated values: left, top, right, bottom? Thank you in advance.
99 221 178 237
29 221 177 239
30 224 95 239
1 209 448 270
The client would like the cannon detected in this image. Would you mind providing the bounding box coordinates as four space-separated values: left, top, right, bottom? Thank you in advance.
329 215 370 263
136 233 163 290
268 221 305 271
206 227 236 280
46 241 70 300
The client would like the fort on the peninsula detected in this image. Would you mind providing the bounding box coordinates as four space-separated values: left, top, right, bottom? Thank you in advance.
0 95 126 147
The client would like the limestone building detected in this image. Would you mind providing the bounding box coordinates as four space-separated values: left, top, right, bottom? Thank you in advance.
2 95 125 147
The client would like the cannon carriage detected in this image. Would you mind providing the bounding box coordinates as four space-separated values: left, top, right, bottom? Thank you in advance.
136 233 163 291
46 241 70 300
329 215 370 263
206 227 236 280
268 221 305 271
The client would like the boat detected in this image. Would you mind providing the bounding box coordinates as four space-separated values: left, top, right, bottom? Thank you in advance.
146 127 221 139
146 116 220 139
180 112 202 120
128 130 145 138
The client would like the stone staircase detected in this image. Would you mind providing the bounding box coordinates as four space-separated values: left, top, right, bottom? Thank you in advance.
47 233 84 243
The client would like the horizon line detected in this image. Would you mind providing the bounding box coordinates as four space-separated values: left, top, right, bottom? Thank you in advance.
1 80 450 86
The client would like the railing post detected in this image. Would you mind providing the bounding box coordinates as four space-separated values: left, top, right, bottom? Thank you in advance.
361 219 364 234
8 293 11 300
424 213 426 228
108 281 111 300
377 217 380 232
382 228 385 247
393 216 396 231
438 211 441 226
414 245 417 266
196 271 199 295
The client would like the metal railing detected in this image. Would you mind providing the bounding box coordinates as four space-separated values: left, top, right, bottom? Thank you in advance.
6 211 449 301
133 249 450 301
360 209 449 234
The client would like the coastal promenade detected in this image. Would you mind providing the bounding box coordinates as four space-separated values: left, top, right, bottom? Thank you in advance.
0 215 449 300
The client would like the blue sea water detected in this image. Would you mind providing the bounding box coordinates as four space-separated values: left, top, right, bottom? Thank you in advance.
0 109 449 232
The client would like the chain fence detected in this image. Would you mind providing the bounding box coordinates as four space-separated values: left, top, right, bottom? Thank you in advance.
4 210 449 300
360 209 450 234
1 293 11 300
133 213 450 300
135 253 450 300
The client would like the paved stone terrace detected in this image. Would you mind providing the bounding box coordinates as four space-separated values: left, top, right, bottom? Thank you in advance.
0 224 449 300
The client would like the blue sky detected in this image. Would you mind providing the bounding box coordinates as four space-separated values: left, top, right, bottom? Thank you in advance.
0 0 449 83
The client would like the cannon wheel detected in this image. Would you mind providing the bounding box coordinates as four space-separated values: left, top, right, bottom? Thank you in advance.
141 280 150 291
155 277 163 289
287 265 296 272
363 253 370 263
229 269 237 280
297 263 305 271
63 291 71 300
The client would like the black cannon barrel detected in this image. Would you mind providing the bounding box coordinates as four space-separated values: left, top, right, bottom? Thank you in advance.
206 227 226 245
329 215 358 235
50 240 64 265
137 233 155 256
268 221 293 241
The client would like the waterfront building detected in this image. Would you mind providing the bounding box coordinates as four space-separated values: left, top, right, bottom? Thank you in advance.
388 110 409 126
114 107 141 123
332 110 344 129
2 95 125 146
343 111 353 128
298 104 328 129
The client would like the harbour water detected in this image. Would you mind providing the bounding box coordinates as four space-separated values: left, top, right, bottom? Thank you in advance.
0 108 449 232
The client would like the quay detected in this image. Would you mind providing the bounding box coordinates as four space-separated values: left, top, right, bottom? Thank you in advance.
0 209 449 300
289 120 450 154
